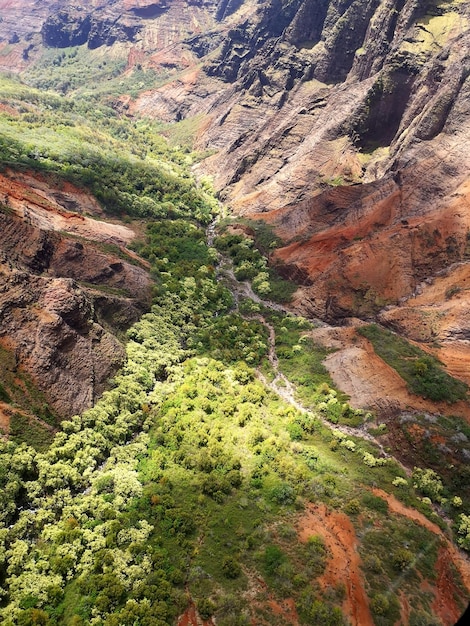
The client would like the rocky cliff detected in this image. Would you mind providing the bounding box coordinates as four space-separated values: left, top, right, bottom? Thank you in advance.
190 0 470 319
48 0 467 324
0 170 151 419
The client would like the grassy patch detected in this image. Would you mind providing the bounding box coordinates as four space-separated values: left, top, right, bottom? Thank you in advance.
8 412 54 451
358 324 468 402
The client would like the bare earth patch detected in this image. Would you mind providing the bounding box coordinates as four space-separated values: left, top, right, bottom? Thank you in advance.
297 502 374 626
312 324 470 421
0 402 10 435
177 599 215 626
0 170 135 245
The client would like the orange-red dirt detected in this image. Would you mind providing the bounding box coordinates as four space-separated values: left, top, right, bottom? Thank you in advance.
433 547 468 625
177 600 215 626
0 402 10 435
297 503 374 626
0 170 135 245
312 324 470 422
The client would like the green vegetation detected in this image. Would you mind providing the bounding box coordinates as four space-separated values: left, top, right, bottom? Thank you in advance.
376 412 470 521
262 311 366 427
214 222 298 303
360 515 442 624
358 324 468 402
0 74 216 223
23 46 166 98
8 413 54 452
195 314 268 365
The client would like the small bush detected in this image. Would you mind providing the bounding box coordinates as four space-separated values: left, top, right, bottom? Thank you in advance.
370 593 389 615
197 598 216 620
392 548 414 571
263 545 285 576
270 483 295 505
344 498 361 514
222 556 242 579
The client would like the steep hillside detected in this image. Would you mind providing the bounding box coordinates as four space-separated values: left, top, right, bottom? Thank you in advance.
0 73 215 428
0 170 151 422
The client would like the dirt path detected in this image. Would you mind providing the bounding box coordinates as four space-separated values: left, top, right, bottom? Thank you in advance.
297 503 374 626
242 313 394 459
216 252 403 464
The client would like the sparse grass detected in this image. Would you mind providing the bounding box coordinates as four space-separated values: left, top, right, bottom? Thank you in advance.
359 515 444 622
267 311 333 397
160 114 207 150
0 345 58 426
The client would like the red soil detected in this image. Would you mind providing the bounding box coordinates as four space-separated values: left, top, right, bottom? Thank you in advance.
0 403 10 435
433 547 467 625
0 102 19 116
297 503 374 626
177 600 215 626
261 597 299 624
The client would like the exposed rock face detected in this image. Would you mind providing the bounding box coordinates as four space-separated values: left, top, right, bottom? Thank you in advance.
185 0 470 322
0 0 221 70
0 172 151 418
41 9 142 49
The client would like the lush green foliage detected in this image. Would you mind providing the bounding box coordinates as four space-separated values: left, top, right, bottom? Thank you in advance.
358 324 468 402
195 314 268 364
214 225 297 303
0 75 216 222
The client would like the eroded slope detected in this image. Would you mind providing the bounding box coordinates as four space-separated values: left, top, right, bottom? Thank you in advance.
0 171 151 422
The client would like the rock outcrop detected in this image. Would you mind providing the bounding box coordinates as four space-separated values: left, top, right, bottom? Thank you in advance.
0 171 151 418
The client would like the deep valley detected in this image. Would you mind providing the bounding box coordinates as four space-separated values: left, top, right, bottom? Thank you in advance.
0 0 470 624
